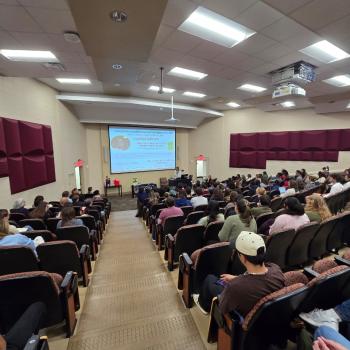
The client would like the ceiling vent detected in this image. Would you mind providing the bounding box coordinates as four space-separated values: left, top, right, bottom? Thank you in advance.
43 62 66 71
110 10 128 23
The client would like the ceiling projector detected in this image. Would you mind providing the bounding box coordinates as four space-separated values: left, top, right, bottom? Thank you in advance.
270 61 316 99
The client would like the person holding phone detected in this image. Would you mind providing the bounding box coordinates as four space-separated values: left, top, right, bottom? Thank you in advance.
194 231 285 314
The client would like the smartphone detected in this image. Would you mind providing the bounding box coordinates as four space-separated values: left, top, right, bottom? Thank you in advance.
215 279 227 287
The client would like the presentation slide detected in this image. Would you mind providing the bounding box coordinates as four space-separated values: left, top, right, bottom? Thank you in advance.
108 126 176 173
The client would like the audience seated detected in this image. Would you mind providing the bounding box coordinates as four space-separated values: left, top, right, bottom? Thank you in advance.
157 197 183 227
11 198 29 218
280 179 298 198
29 201 52 220
324 174 344 198
210 188 224 201
305 194 332 223
32 195 44 208
190 188 208 208
251 195 272 218
57 207 84 229
0 210 38 256
195 231 285 313
269 197 310 235
197 200 224 227
175 189 191 207
218 199 257 244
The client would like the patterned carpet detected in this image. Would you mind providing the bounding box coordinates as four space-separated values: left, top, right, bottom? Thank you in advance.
108 194 137 212
67 211 205 350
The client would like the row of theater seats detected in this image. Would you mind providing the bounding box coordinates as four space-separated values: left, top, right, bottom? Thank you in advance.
209 255 350 350
142 199 350 348
0 198 111 338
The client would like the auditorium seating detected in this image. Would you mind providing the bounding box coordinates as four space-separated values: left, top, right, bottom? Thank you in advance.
165 224 205 271
156 215 184 250
19 218 47 230
56 225 98 261
178 242 231 308
0 271 78 337
185 210 206 225
37 241 91 287
203 221 224 243
23 230 56 242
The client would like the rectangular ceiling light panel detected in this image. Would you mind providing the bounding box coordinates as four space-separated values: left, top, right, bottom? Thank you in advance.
0 49 58 62
178 6 255 48
226 102 240 108
183 91 206 98
300 40 350 63
323 75 350 87
148 85 175 93
237 83 266 93
56 78 91 84
168 66 207 80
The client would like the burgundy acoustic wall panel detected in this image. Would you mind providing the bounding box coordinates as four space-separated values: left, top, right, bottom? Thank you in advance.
229 129 349 169
0 117 56 193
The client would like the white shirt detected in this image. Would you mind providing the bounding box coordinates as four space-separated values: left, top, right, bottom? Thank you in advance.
280 188 296 199
191 196 208 208
343 181 350 190
324 182 344 198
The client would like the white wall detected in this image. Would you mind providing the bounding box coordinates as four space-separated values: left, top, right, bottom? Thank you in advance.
188 108 350 179
0 77 87 209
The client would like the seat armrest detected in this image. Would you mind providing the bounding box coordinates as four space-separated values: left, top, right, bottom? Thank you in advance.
167 234 175 246
180 252 193 269
61 271 76 290
303 267 320 278
79 244 89 256
335 256 350 266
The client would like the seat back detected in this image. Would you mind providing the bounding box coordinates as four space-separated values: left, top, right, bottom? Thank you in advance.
163 215 184 236
194 242 231 292
76 215 97 231
46 218 60 234
9 212 26 222
194 204 208 212
37 241 81 277
0 246 39 275
186 211 205 225
174 225 205 262
309 216 338 259
286 222 320 267
227 248 246 276
327 211 350 252
0 271 63 333
203 221 224 243
242 284 309 350
301 266 350 313
19 219 46 230
150 203 166 216
265 229 295 270
256 212 274 228
180 206 193 218
56 225 89 249
87 209 100 222
23 230 56 242
270 197 283 212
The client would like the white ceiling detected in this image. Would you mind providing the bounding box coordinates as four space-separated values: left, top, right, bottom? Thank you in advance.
0 0 350 127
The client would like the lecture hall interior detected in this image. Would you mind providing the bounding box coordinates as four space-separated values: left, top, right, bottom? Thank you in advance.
1 1 350 350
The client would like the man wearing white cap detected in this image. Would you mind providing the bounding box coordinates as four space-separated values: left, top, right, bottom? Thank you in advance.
195 231 285 314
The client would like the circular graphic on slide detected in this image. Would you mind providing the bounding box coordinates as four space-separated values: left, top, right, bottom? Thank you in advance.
111 135 130 150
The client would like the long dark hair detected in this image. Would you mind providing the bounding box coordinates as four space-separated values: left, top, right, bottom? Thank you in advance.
29 201 47 219
236 199 253 227
207 200 220 223
284 197 305 216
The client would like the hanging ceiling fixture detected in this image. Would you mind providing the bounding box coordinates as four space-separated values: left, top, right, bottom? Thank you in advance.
165 96 180 123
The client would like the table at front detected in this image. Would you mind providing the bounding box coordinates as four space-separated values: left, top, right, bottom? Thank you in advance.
104 185 122 197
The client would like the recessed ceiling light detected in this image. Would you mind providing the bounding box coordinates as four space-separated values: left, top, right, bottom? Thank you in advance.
183 91 206 98
347 103 350 108
178 6 255 48
281 101 295 108
0 49 58 62
226 102 240 108
237 84 266 93
56 78 91 84
323 74 350 87
300 40 350 63
112 63 123 70
168 66 207 80
148 85 175 93
114 83 121 87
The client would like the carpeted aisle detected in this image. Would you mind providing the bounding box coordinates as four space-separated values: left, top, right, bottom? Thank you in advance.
68 210 205 350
